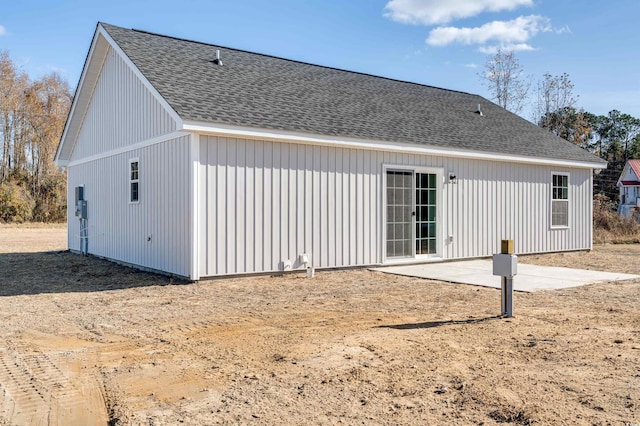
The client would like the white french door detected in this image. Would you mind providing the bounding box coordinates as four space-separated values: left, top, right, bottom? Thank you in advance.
385 168 441 261
385 170 413 258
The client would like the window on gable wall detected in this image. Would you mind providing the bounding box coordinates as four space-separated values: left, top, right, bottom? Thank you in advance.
551 174 568 227
130 159 139 203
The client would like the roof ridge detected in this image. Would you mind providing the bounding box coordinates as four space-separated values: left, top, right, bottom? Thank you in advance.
628 159 640 178
94 22 604 166
101 23 481 98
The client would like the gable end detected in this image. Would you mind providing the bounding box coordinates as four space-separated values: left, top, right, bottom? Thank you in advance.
56 24 182 165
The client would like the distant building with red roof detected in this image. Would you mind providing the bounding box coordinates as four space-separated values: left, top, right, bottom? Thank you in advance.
617 159 640 219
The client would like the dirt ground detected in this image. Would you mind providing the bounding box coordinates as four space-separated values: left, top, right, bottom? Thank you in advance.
0 226 638 425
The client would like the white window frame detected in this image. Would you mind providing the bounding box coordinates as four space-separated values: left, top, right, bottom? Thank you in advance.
129 158 140 204
550 172 569 229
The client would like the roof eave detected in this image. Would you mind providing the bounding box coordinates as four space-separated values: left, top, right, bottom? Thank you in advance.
629 160 640 181
182 120 607 170
616 162 631 187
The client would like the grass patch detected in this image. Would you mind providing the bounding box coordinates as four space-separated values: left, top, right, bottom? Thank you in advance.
0 222 66 229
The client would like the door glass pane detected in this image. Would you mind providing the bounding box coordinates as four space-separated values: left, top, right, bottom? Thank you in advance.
428 189 436 204
420 173 429 188
416 173 437 255
428 205 436 221
386 171 413 258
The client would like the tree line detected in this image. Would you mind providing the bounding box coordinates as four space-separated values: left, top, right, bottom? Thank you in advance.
480 49 640 203
0 51 71 222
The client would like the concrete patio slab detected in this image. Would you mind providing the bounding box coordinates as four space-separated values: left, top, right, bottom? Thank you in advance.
371 259 640 292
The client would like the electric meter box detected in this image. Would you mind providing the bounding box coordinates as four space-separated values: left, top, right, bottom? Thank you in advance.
77 200 88 219
75 186 84 203
492 254 517 277
75 186 87 219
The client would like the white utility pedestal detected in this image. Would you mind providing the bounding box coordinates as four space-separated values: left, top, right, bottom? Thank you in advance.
493 241 517 318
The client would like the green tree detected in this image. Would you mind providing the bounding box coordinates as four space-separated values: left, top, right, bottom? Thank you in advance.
628 133 640 159
539 106 592 150
588 110 640 202
589 110 640 161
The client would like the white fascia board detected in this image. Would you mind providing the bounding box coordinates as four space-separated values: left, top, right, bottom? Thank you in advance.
182 120 607 170
55 25 103 166
98 25 183 126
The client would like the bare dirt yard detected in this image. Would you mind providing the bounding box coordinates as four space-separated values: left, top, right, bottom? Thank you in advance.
0 225 638 425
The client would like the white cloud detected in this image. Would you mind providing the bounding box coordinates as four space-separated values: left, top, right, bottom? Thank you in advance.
478 43 536 54
0 25 6 36
464 63 478 68
426 15 550 46
384 0 533 25
403 49 424 60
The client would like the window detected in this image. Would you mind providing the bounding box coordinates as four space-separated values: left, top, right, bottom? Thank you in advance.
551 173 568 227
130 159 139 203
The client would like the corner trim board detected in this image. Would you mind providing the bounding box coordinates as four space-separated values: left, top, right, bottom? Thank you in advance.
190 133 200 280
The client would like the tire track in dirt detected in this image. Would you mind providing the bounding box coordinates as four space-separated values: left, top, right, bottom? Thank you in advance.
0 348 50 425
0 347 108 425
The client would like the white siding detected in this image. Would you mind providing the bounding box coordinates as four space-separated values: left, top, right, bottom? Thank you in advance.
198 135 593 277
67 135 191 277
70 46 177 161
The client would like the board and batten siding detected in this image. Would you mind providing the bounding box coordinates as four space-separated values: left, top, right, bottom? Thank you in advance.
69 46 177 161
197 135 592 277
67 135 191 277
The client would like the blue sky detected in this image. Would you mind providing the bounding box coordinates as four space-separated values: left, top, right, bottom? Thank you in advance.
2 0 639 120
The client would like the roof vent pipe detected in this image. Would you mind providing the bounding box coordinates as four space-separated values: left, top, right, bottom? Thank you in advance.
476 103 483 116
214 49 223 66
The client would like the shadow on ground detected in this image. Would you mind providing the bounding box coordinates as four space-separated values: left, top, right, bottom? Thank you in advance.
0 251 184 296
377 315 502 330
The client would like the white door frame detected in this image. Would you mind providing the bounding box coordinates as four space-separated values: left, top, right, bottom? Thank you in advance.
382 164 444 264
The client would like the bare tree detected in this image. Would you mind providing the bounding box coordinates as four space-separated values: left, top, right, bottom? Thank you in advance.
532 72 594 149
0 50 71 222
0 51 21 179
479 49 530 114
533 72 578 124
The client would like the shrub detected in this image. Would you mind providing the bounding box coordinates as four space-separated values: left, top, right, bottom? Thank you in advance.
593 193 640 243
0 181 35 223
31 173 67 222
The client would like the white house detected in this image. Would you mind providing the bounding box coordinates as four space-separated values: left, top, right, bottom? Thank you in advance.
55 23 607 280
617 159 640 219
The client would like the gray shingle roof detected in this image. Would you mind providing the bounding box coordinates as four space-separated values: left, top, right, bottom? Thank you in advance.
101 23 605 165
